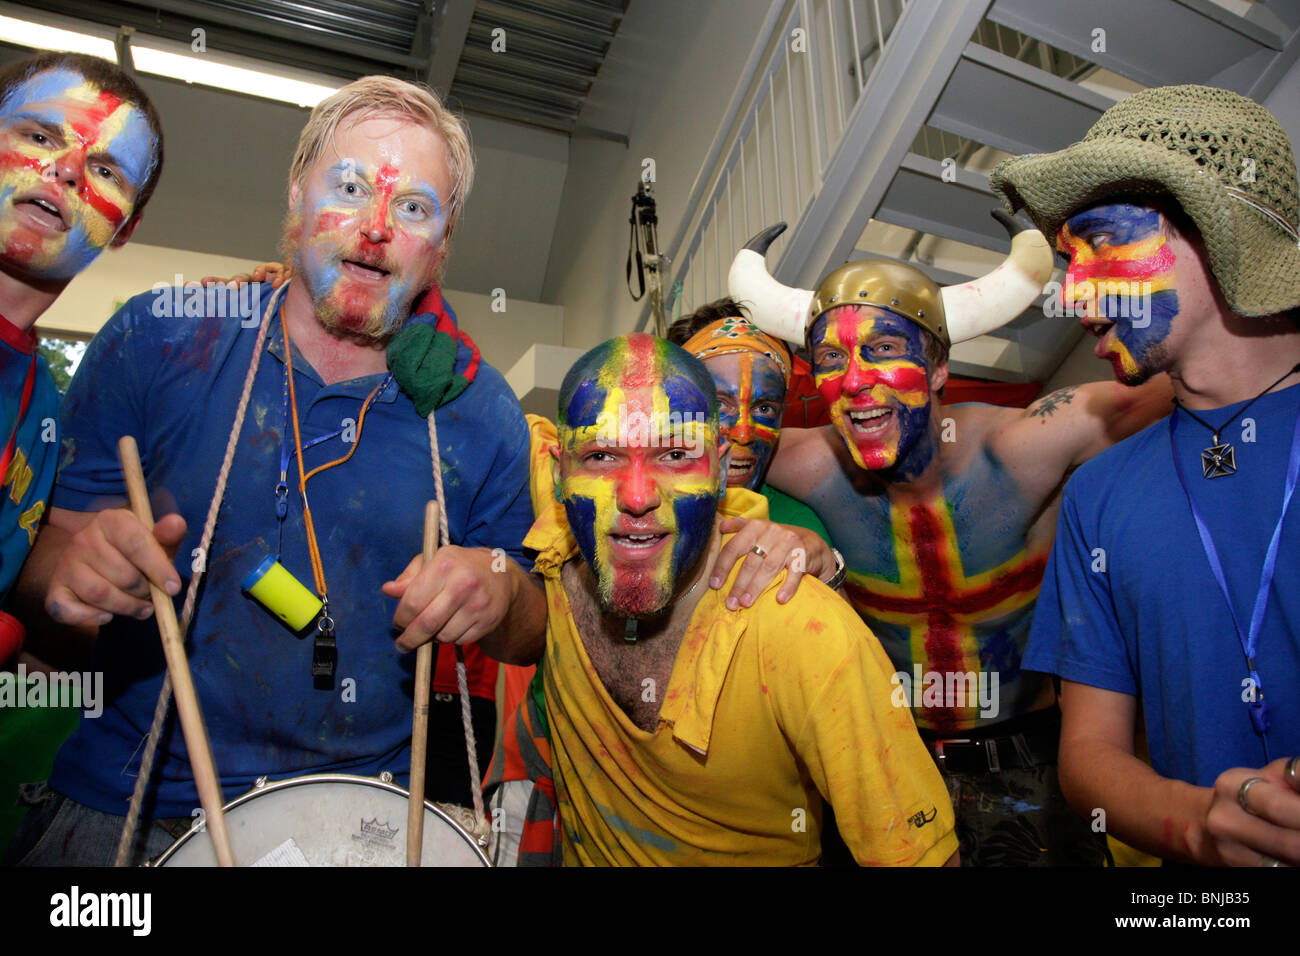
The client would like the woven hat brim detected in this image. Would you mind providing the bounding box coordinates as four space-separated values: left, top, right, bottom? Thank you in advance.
991 139 1300 317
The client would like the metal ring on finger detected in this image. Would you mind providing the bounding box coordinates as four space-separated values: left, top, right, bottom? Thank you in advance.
1287 754 1300 788
1258 855 1284 867
750 544 769 559
1237 776 1268 816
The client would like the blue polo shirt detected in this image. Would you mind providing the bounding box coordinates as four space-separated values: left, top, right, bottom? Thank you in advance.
48 284 532 817
1025 383 1300 788
0 317 59 607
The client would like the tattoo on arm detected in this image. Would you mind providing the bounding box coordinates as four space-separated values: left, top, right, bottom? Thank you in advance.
1028 386 1080 420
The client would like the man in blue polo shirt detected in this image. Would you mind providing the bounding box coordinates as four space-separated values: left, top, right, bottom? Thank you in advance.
6 75 550 866
992 85 1300 866
0 53 163 621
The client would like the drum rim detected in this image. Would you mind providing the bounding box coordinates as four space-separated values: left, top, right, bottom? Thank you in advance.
149 772 490 867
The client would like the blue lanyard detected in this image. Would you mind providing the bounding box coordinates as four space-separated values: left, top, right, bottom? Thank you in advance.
1168 401 1300 761
274 341 393 557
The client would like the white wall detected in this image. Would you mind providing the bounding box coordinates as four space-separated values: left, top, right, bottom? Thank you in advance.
36 241 563 377
541 0 776 349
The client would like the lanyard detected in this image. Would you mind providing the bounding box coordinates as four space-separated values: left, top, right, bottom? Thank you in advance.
277 307 390 689
1168 401 1300 761
0 349 37 480
276 364 391 557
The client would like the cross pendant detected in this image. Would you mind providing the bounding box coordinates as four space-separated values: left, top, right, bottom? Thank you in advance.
1201 440 1236 479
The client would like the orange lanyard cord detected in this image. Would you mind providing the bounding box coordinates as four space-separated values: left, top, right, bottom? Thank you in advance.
280 312 390 599
280 309 327 598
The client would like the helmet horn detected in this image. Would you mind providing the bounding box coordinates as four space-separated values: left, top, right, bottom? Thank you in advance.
727 222 814 345
939 211 1054 345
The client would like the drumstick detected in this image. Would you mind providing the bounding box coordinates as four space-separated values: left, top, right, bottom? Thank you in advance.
407 500 439 866
117 436 235 867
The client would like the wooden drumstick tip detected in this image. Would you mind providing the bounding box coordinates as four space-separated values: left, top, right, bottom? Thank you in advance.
407 499 441 866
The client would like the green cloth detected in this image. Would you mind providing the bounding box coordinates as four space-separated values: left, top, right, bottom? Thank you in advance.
386 324 471 418
761 483 830 544
0 681 80 853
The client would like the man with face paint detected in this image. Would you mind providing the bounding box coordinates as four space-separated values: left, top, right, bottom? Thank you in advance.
0 53 162 614
993 85 1300 866
6 76 548 866
667 299 830 540
507 332 955 865
729 216 1177 866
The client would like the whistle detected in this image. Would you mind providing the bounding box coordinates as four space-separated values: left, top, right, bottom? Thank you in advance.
241 555 323 631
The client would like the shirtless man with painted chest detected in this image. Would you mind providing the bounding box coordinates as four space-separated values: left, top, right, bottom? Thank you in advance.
728 217 1174 865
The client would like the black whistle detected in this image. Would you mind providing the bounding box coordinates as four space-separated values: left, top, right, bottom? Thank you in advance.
312 632 337 691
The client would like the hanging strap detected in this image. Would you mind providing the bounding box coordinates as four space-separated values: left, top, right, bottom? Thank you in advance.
424 407 488 842
626 215 646 302
1168 404 1300 761
116 282 288 866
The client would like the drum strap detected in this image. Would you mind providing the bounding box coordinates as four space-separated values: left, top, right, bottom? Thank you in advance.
424 407 489 840
116 285 287 867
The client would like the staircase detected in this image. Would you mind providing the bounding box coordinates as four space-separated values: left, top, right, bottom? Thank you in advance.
637 0 1300 383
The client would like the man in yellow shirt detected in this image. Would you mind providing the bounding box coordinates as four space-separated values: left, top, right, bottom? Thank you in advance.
503 332 956 865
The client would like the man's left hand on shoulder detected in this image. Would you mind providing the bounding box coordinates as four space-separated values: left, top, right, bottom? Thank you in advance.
709 517 839 610
384 546 513 650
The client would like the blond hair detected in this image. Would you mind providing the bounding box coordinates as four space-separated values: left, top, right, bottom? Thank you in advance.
288 75 474 243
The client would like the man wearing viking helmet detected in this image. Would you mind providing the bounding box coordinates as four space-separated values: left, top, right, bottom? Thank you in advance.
728 212 1175 866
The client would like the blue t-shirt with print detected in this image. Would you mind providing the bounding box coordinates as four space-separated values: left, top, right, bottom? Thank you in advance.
1025 382 1300 787
48 284 533 817
0 319 59 607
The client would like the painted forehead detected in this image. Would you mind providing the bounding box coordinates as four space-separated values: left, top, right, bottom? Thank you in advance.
0 67 156 187
811 305 926 349
1060 202 1163 246
560 335 716 431
707 352 786 399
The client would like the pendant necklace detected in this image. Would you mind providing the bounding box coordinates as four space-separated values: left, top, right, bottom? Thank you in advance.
623 572 704 643
1173 363 1300 478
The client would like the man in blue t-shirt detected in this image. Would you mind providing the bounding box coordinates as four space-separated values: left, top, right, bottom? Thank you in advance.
0 52 163 624
992 85 1300 866
6 75 552 866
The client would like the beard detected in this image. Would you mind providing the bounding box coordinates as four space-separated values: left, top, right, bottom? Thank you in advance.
278 207 441 341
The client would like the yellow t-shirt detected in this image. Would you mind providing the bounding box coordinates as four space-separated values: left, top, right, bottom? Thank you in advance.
525 415 957 866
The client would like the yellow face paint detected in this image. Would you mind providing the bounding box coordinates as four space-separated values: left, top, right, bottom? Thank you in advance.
0 69 154 280
556 334 722 617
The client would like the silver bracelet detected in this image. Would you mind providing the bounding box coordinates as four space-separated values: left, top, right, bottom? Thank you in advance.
823 548 846 590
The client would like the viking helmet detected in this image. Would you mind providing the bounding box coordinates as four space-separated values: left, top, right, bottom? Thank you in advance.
728 211 1055 348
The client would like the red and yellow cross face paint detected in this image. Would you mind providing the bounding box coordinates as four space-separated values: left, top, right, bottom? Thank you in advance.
705 351 785 490
0 69 154 281
287 115 452 340
1057 203 1180 386
556 334 722 618
810 305 933 474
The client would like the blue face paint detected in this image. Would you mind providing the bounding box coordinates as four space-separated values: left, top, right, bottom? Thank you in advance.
810 306 936 480
0 69 154 280
1058 202 1181 384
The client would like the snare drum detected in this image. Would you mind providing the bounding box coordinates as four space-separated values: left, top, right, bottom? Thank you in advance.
151 773 489 867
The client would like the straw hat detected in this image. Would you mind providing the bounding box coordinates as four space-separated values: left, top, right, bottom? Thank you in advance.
990 84 1300 317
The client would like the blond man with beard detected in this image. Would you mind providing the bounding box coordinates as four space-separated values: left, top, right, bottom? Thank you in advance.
7 76 550 865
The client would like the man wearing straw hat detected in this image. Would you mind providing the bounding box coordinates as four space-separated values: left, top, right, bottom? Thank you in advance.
992 84 1300 866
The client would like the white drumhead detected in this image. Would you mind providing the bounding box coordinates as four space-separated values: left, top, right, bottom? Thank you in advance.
154 774 489 867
